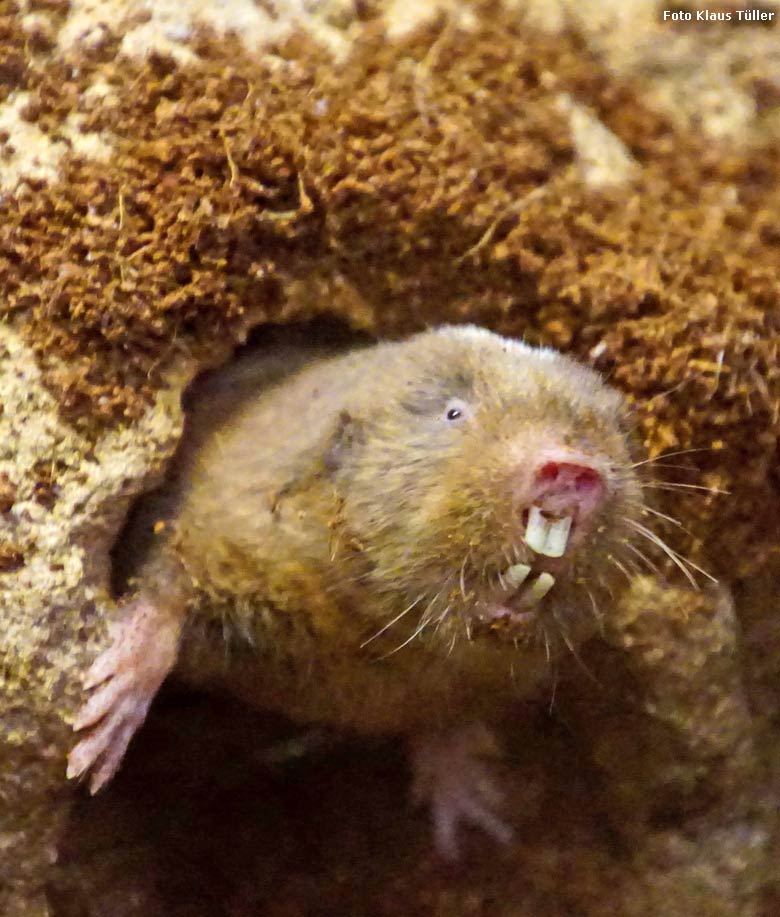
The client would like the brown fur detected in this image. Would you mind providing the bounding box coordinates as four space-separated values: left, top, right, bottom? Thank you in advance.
129 325 643 735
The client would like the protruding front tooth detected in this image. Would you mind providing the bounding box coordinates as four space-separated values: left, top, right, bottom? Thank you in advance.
504 563 532 589
543 516 572 558
524 506 573 558
524 505 551 554
526 572 555 603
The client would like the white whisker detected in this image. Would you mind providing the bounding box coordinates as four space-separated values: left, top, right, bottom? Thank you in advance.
459 554 468 603
626 518 716 587
447 628 458 657
623 540 660 575
379 608 431 659
553 611 599 684
638 505 700 542
432 602 454 635
609 554 634 585
360 595 423 648
586 588 604 635
542 624 551 665
627 518 696 587
639 463 703 472
630 448 711 468
548 659 559 713
641 482 729 495
419 599 442 632
641 505 684 528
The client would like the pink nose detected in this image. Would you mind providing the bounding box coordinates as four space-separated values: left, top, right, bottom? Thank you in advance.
528 460 605 520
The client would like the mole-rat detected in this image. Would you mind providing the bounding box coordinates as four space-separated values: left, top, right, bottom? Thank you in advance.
68 324 644 858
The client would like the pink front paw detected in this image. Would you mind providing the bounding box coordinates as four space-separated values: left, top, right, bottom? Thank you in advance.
410 722 514 861
67 596 181 793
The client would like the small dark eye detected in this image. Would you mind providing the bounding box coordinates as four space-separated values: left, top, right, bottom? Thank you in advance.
444 398 470 423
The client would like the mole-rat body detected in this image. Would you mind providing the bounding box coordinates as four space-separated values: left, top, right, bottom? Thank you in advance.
69 325 643 857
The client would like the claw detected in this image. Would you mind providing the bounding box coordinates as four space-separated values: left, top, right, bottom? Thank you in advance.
82 633 127 689
68 596 182 793
89 720 139 792
72 671 135 731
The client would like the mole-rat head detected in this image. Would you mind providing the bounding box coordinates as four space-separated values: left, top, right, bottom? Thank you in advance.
328 325 645 652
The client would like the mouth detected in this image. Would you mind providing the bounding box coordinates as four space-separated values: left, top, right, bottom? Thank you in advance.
473 507 575 640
